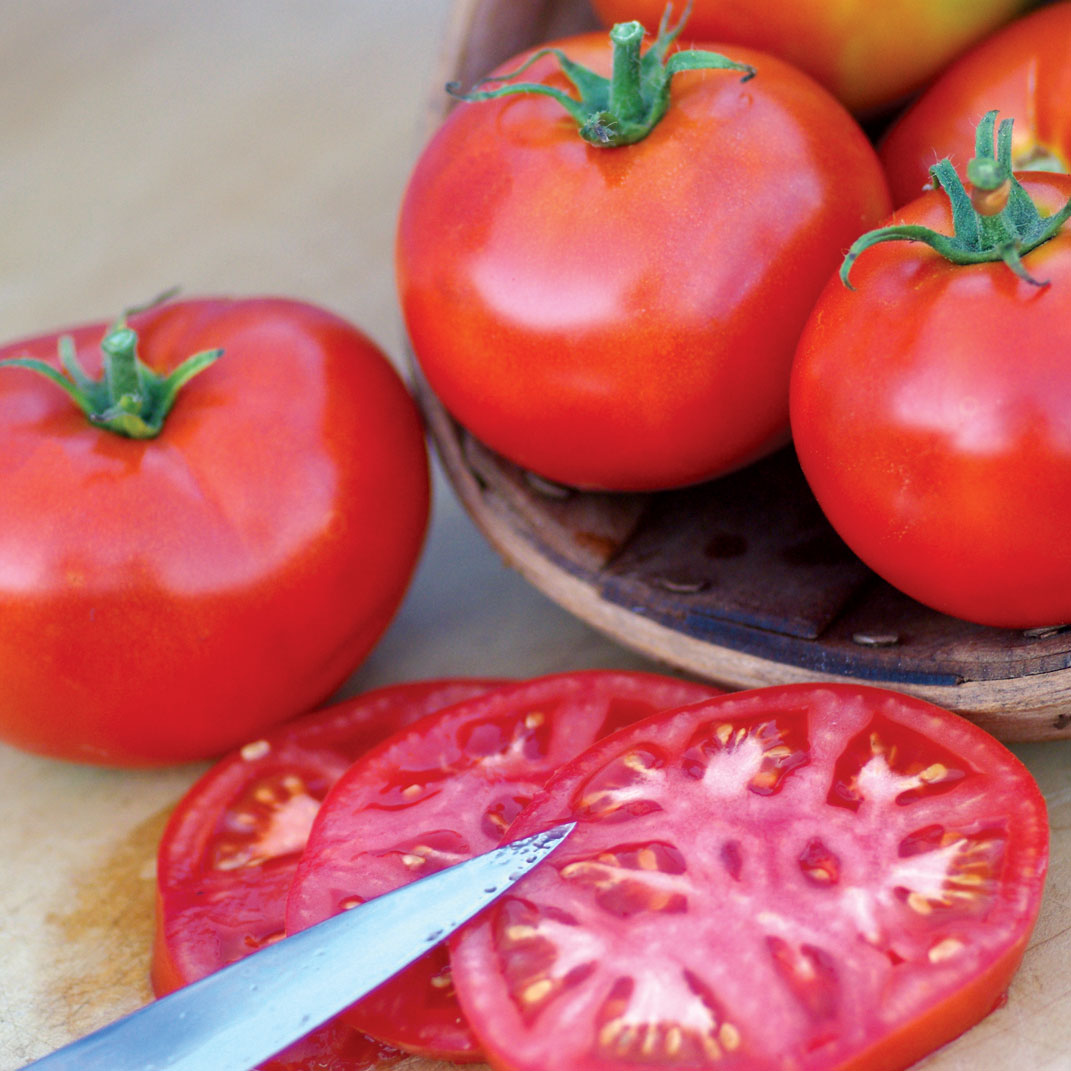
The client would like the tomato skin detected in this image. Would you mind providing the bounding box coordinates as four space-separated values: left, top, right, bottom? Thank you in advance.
880 2 1071 207
790 174 1071 628
0 298 430 764
398 34 890 492
450 683 1048 1071
590 0 1032 115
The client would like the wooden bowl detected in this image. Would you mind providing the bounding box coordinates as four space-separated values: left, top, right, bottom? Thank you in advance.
413 0 1071 742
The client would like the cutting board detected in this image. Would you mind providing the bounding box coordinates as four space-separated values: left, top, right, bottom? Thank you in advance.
0 3 1069 1071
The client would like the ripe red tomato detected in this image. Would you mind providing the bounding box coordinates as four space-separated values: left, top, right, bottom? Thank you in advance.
152 678 503 1071
285 670 719 1061
450 683 1049 1071
397 26 890 491
790 172 1071 628
880 1 1071 206
0 297 429 764
590 0 1032 115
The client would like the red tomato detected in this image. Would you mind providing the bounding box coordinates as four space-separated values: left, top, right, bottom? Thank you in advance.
790 173 1071 628
285 670 720 1061
590 0 1032 115
397 28 890 491
152 679 504 1071
0 297 429 764
880 1 1071 206
450 683 1049 1071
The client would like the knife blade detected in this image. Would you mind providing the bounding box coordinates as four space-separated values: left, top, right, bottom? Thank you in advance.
20 820 574 1071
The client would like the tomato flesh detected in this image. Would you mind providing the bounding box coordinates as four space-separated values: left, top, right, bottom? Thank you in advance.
152 678 503 1070
284 671 719 1061
450 684 1048 1071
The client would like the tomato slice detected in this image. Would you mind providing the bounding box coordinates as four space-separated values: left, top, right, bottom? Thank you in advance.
449 683 1049 1071
151 678 505 1071
285 670 720 1062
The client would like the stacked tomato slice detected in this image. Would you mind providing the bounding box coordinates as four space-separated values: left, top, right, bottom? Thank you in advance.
152 677 506 1070
153 674 1048 1071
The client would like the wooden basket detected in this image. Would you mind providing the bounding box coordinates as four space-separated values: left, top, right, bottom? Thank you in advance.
414 0 1071 742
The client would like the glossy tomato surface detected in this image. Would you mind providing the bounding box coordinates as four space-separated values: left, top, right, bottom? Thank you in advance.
790 174 1071 628
451 683 1048 1071
0 298 429 764
152 679 503 1071
590 0 1032 115
398 33 890 491
880 1 1071 206
285 670 719 1061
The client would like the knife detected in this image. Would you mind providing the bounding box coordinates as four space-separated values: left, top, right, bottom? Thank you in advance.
20 821 574 1071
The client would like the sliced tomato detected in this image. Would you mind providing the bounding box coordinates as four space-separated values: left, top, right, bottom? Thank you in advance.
284 670 720 1062
450 683 1049 1071
151 678 504 1071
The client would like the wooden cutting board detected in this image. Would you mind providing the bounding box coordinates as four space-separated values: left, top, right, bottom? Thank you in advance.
0 3 1069 1071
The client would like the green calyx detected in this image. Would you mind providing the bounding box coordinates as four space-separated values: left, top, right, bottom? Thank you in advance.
446 3 755 148
842 110 1071 289
0 292 221 439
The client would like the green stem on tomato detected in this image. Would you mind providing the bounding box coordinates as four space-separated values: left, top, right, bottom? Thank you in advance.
0 292 221 439
842 110 1071 289
445 3 755 148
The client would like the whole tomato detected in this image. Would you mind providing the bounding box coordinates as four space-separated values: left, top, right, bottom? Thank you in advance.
0 297 429 765
398 17 890 491
791 119 1071 628
880 1 1071 206
590 0 1033 115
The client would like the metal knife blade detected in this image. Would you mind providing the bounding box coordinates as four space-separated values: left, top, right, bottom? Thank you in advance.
20 820 574 1071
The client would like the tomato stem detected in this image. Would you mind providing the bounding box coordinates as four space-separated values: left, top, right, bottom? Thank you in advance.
0 294 222 438
445 3 755 148
842 111 1071 289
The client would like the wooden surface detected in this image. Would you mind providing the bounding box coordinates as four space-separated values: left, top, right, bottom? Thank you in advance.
0 3 1068 1071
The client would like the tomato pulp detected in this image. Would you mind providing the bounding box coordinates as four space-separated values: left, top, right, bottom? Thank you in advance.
451 684 1048 1071
285 670 719 1061
398 31 890 491
0 298 429 764
152 679 504 1071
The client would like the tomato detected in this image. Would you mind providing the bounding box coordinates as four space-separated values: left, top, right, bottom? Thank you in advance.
790 165 1071 628
880 1 1071 207
450 683 1048 1071
285 670 720 1061
397 21 890 492
0 297 429 764
590 0 1032 115
152 679 503 1071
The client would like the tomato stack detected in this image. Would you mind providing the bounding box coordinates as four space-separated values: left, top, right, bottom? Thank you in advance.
153 671 1048 1071
399 0 1071 632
